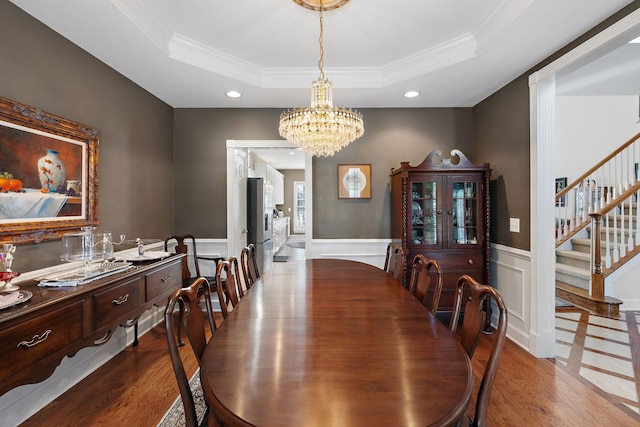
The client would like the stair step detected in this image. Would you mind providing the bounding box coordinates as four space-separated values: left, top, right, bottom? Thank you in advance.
555 263 589 290
556 281 622 317
556 250 607 266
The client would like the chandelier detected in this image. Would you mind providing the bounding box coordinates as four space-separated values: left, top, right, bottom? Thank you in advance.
279 0 364 157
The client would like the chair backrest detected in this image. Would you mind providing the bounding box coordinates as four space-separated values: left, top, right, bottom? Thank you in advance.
385 243 405 283
407 254 443 315
165 234 200 282
241 244 260 288
229 256 245 298
248 243 260 280
449 275 508 427
383 242 393 272
164 277 216 427
216 259 241 319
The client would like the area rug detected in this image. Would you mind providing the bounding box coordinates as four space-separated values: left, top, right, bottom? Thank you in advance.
157 369 206 427
273 255 290 262
287 240 305 249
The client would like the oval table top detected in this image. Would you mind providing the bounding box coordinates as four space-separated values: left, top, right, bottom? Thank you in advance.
200 259 473 427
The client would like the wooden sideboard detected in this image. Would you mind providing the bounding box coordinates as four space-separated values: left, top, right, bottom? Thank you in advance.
0 255 183 396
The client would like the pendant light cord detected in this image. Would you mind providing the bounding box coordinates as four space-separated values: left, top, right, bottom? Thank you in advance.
318 1 325 80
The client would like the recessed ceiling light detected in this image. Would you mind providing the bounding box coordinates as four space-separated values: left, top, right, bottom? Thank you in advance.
226 90 241 98
404 91 420 98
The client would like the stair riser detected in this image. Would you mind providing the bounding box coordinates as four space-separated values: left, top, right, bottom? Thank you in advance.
556 255 589 269
555 271 589 291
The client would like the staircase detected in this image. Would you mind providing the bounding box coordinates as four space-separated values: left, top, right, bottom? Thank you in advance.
555 229 623 317
555 132 640 317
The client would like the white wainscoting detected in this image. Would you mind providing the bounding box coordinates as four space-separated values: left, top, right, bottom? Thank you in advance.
310 239 390 269
491 243 532 352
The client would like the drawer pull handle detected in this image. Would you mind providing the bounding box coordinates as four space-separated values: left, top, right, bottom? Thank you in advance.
112 294 129 305
161 275 172 282
468 259 474 265
18 329 52 350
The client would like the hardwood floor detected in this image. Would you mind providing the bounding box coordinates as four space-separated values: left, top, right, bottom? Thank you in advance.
555 306 640 417
20 275 640 426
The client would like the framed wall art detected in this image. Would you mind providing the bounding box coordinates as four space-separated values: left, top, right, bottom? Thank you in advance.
555 177 567 207
338 164 371 199
0 95 99 243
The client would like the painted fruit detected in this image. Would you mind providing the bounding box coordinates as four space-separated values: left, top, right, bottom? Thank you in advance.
0 178 10 192
9 179 22 191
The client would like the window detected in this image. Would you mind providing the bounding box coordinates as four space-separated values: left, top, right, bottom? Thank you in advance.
293 181 306 233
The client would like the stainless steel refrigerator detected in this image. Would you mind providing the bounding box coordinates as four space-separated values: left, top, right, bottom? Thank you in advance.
247 177 273 274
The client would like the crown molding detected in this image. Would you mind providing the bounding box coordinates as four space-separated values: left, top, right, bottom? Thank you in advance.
113 0 527 89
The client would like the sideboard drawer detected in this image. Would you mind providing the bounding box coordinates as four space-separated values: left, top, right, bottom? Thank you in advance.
93 277 142 329
146 261 181 300
0 300 84 375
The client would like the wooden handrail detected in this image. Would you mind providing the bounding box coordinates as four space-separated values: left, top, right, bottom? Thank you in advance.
556 131 640 201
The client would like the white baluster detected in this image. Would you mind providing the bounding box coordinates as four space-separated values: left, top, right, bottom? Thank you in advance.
620 201 626 258
629 195 634 251
605 213 612 269
613 208 619 263
636 189 640 245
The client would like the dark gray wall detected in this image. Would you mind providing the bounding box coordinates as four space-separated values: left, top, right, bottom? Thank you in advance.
473 1 640 251
173 108 473 239
279 169 305 231
0 2 174 271
473 75 530 250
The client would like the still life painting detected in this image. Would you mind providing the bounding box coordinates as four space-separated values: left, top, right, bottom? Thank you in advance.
0 96 98 243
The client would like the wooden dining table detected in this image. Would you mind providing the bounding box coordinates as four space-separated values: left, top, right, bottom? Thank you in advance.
200 259 473 427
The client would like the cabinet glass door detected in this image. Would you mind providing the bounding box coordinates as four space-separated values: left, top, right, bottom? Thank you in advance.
451 180 478 245
411 180 439 245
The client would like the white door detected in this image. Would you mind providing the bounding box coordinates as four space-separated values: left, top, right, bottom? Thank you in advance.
231 149 248 258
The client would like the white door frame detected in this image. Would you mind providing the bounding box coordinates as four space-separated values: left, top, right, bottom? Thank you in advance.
226 140 313 259
529 9 640 357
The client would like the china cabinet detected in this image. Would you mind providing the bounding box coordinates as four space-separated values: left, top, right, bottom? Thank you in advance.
390 149 490 315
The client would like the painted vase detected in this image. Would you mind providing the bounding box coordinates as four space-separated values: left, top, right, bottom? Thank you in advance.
38 149 66 193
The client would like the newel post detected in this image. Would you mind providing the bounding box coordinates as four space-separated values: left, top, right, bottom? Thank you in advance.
589 213 604 299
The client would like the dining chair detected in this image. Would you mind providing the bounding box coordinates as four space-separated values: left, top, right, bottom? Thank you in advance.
240 244 260 288
216 259 242 319
229 256 246 298
165 235 224 345
449 275 508 427
164 277 217 427
407 254 443 315
164 235 223 290
384 242 406 284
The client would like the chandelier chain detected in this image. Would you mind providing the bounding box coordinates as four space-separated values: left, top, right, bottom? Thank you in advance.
318 2 324 80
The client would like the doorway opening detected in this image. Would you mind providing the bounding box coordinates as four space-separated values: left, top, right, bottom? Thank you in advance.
226 140 313 266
